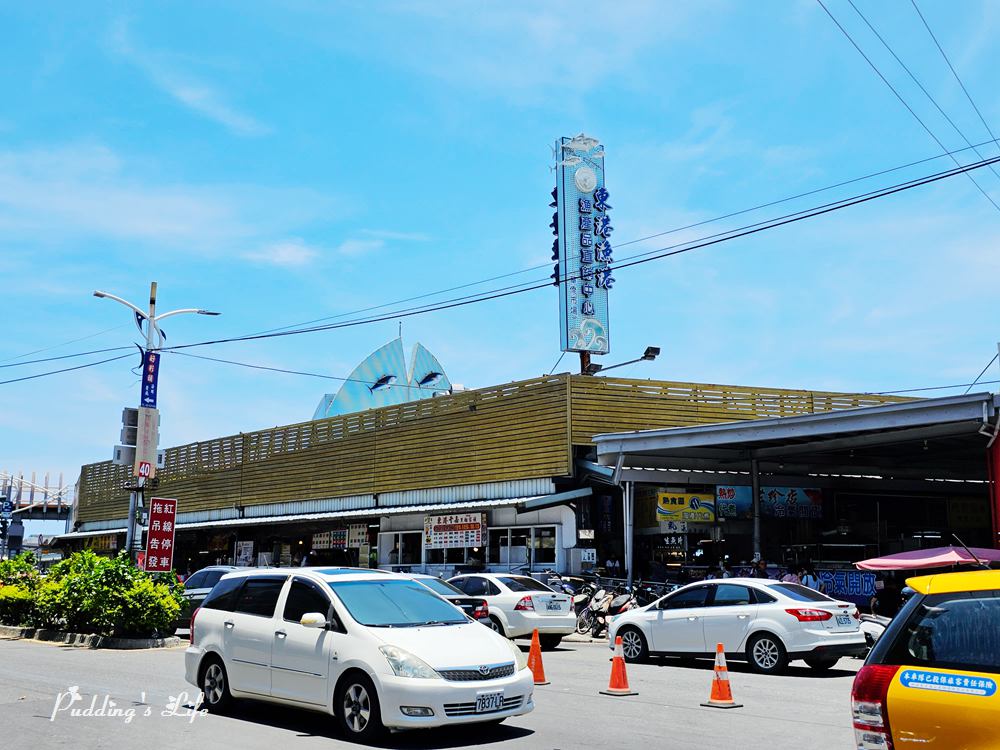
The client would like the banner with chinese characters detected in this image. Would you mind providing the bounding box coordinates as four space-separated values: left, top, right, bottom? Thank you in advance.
423 512 486 550
656 492 716 522
144 497 177 572
715 486 823 519
552 133 613 354
139 349 160 409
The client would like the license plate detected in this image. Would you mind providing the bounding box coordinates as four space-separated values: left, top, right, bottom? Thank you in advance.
836 615 851 626
546 600 562 611
476 692 504 713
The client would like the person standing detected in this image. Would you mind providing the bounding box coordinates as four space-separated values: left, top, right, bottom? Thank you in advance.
801 566 821 591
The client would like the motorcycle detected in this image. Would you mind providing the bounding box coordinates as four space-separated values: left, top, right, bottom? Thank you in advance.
859 613 890 649
575 586 606 634
591 587 636 638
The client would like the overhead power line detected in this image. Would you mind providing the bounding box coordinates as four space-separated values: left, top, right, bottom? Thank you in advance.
963 352 1000 395
816 0 1000 214
0 353 135 386
909 0 1000 151
846 0 1000 185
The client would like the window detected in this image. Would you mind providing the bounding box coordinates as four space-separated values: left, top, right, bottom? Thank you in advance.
884 590 1000 674
416 577 465 597
457 576 489 596
486 526 557 567
201 576 244 612
769 583 835 603
425 548 467 565
284 579 332 624
202 570 228 589
710 584 753 607
662 585 710 610
233 577 285 617
532 527 556 564
329 580 468 627
751 588 777 604
379 531 423 567
497 576 553 593
184 571 207 589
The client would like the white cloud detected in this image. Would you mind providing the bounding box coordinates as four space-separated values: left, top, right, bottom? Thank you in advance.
245 239 320 267
334 230 429 256
108 19 269 137
335 238 385 256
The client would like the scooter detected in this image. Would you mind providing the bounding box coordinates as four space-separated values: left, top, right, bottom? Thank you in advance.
591 588 635 638
576 586 606 634
859 613 890 649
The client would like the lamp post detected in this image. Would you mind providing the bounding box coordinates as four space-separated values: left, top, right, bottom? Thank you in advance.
583 346 660 376
94 282 220 562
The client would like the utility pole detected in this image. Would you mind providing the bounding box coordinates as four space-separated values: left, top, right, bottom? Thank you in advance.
94 282 220 563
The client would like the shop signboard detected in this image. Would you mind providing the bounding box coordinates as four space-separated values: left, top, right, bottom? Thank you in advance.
143 497 177 572
656 492 715 523
312 531 332 550
347 523 367 548
235 541 254 567
716 486 823 519
552 133 613 354
424 512 486 550
331 529 348 549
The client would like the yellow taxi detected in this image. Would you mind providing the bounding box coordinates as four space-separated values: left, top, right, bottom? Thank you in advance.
851 569 1000 749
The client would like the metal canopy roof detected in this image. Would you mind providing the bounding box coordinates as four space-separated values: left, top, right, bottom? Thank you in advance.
595 392 1000 483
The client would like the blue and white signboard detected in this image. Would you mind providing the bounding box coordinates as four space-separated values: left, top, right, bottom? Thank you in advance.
140 349 160 409
552 133 613 354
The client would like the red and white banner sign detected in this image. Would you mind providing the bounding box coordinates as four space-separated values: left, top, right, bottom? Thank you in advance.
144 496 178 572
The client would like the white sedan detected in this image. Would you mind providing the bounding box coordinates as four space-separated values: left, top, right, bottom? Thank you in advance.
607 577 867 674
448 573 575 650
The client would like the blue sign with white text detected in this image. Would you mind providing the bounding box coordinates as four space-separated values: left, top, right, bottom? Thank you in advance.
140 349 160 409
553 134 612 354
899 670 996 697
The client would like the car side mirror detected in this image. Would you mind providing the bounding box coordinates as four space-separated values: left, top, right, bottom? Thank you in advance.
300 612 328 629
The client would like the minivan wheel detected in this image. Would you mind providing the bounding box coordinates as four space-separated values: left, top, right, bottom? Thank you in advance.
746 633 788 675
619 627 649 663
200 658 233 713
336 673 384 742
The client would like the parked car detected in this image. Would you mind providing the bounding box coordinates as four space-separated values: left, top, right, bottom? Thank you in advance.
176 565 239 629
448 573 575 650
186 567 533 741
407 574 491 624
852 569 1000 749
607 578 866 674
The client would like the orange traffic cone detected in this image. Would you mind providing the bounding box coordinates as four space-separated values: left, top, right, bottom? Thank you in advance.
600 636 637 696
701 643 743 709
527 629 549 685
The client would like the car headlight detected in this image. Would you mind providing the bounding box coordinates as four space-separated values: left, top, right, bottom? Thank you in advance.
379 646 441 679
507 638 529 671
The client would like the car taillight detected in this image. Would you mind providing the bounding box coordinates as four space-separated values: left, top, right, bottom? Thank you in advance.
852 608 861 620
514 596 534 611
851 664 900 750
473 600 489 619
189 607 199 645
785 608 833 622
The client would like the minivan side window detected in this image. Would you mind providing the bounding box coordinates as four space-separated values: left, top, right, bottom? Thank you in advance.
883 590 1000 674
284 579 332 624
233 577 285 618
201 576 244 612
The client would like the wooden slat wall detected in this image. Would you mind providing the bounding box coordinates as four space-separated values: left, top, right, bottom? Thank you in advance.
77 374 907 523
76 375 571 522
568 377 907 444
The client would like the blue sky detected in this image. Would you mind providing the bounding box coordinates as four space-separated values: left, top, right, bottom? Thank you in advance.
2 0 999 522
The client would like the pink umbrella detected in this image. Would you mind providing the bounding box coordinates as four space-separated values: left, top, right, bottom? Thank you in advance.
855 545 1000 571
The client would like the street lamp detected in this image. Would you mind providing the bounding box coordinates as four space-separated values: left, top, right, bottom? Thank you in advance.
583 346 660 376
93 282 220 563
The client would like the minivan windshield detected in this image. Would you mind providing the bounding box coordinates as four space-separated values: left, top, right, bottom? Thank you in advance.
329 580 467 627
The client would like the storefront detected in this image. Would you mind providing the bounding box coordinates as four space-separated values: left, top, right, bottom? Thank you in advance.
595 392 1000 603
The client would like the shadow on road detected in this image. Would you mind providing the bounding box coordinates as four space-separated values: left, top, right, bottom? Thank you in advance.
647 656 859 679
222 698 533 748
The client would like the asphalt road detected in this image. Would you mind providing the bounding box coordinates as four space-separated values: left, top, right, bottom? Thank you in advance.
0 636 858 749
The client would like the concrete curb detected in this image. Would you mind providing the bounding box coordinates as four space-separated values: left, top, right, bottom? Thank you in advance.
564 632 608 644
0 624 181 649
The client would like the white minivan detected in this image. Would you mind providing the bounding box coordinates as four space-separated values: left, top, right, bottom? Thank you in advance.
186 568 534 741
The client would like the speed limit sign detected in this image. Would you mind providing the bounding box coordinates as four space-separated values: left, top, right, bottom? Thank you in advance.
137 461 152 478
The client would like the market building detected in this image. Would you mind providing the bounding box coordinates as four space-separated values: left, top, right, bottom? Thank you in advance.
63 373 922 580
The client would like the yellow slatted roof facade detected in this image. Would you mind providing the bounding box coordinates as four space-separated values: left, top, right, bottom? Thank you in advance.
76 374 906 523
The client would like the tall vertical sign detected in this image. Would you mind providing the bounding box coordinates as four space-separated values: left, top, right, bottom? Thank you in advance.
143 497 177 572
552 134 614 354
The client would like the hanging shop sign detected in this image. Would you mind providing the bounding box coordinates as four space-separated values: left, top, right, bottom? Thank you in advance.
423 512 486 550
143 497 177 572
715 486 823 519
657 492 715 522
84 534 118 552
552 133 613 354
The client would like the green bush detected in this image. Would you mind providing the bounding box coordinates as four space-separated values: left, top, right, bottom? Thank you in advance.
0 585 35 626
27 550 184 637
0 552 41 591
